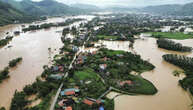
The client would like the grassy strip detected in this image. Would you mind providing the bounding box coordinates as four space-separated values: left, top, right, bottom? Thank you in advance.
97 35 118 40
146 32 193 40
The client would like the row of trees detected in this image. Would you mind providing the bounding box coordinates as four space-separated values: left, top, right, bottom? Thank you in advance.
0 36 13 47
9 57 22 67
0 67 9 83
10 78 60 110
157 39 192 52
162 54 193 95
22 18 84 32
0 57 22 83
163 54 193 73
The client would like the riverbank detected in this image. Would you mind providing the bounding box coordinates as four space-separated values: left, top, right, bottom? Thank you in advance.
0 18 66 109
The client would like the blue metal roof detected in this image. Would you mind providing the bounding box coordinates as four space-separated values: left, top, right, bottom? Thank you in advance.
60 88 80 96
99 106 104 110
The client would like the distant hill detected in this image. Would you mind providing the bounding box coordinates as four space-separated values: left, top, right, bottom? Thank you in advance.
1 0 84 16
0 1 24 26
105 6 139 13
142 3 193 16
70 3 100 11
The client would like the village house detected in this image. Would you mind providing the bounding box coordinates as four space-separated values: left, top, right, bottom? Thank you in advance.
58 98 74 109
117 62 124 65
99 106 105 110
49 74 63 80
53 66 59 71
101 57 109 62
60 88 80 96
83 98 103 106
99 64 107 71
119 80 134 86
184 28 193 34
120 34 126 39
140 33 152 37
77 55 87 64
83 98 105 110
65 106 72 110
72 46 79 52
92 51 97 55
116 54 124 58
79 33 86 40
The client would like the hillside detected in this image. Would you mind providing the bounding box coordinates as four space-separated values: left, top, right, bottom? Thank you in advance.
70 3 100 12
1 0 85 16
142 3 193 16
0 1 23 26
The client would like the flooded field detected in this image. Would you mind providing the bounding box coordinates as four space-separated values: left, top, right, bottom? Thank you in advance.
103 37 193 110
0 15 94 109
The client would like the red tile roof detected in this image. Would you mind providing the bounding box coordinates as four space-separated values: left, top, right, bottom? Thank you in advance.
83 99 94 106
120 80 133 86
66 106 72 110
96 100 101 104
65 91 75 95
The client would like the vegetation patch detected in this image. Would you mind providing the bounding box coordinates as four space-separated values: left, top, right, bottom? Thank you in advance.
157 38 192 52
0 107 5 110
163 54 193 95
97 35 118 40
74 68 99 81
75 48 157 95
147 32 193 39
0 67 9 83
22 19 84 32
9 57 22 67
0 36 13 47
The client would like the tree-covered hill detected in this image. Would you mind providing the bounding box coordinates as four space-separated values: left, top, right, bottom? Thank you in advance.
0 1 24 26
1 0 85 16
142 2 193 16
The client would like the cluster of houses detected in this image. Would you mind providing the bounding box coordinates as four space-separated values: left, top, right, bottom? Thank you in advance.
48 65 65 80
76 54 87 64
156 26 193 34
57 87 105 110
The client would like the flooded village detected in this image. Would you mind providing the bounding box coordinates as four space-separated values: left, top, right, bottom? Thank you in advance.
0 12 193 110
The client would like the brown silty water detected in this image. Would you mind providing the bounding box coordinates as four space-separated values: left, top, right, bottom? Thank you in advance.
102 37 193 110
0 15 95 109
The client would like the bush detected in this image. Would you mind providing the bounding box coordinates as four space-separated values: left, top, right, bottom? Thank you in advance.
0 107 5 110
9 57 22 67
10 91 28 110
0 67 9 83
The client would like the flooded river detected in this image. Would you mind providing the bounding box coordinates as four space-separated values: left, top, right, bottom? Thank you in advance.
103 37 193 110
1 15 193 110
0 15 94 109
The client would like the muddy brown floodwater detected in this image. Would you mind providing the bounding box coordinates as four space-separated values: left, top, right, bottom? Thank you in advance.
0 26 63 109
0 15 95 109
103 37 193 110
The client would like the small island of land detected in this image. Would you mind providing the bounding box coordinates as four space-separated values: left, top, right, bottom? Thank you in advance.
157 38 192 52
